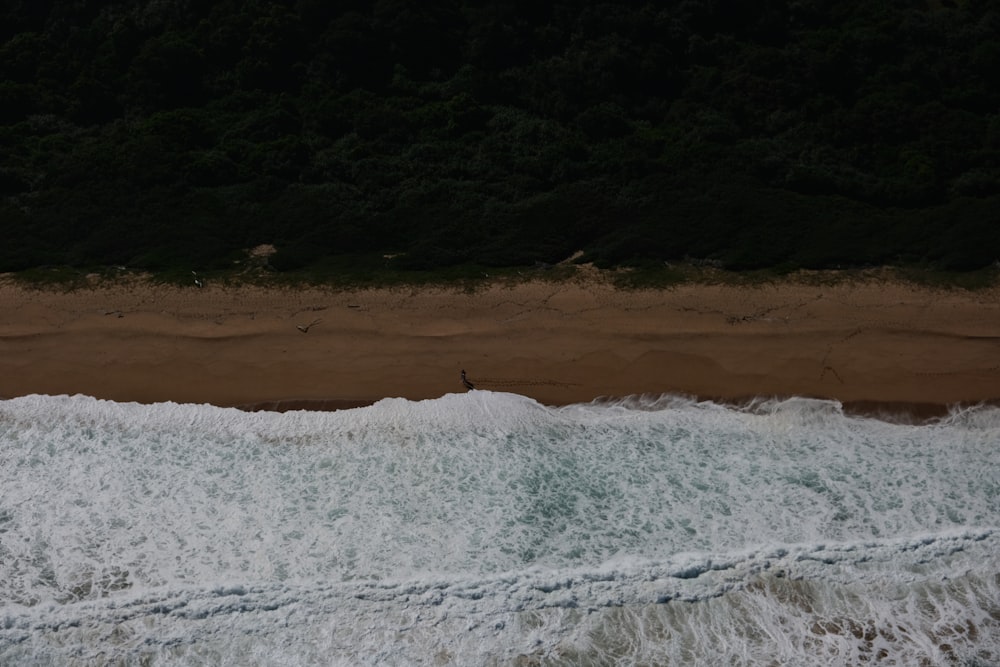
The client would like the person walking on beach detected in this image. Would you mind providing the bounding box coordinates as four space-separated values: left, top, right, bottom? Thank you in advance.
461 369 475 390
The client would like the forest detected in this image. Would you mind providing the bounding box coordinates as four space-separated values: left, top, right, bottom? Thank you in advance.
1 0 998 278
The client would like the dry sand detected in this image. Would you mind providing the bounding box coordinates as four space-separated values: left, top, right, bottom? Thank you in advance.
1 274 998 414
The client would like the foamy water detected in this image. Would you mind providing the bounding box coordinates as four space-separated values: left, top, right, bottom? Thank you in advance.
1 392 997 665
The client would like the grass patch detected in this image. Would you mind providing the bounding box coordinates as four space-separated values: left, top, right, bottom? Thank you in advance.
608 263 692 289
6 266 118 290
607 261 816 289
893 264 1000 290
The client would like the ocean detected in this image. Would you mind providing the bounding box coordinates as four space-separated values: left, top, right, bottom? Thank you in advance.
1 392 997 666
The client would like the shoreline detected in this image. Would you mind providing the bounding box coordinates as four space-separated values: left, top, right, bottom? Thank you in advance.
2 275 999 418
7 391 995 426
232 395 1000 425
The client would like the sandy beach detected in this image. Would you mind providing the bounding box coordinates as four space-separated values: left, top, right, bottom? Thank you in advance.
1 274 998 414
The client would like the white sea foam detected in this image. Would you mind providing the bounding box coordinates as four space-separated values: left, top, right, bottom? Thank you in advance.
1 392 998 665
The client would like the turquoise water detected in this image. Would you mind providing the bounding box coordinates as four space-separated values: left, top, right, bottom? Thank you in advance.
1 392 998 665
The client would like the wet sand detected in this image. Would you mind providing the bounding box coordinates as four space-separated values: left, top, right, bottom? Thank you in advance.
1 274 998 413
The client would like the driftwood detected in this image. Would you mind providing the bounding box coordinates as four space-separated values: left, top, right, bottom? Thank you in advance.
296 318 322 333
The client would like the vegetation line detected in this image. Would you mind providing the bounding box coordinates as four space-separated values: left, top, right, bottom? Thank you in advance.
5 260 998 292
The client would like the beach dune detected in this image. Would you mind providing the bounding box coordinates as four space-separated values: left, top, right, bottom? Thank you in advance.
1 276 998 413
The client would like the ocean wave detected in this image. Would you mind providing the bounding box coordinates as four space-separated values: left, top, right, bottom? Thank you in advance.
2 532 997 666
2 392 998 665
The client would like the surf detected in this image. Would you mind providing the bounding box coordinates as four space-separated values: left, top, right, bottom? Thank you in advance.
1 392 997 665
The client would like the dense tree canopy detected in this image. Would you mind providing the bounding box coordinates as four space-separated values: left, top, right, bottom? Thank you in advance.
1 0 998 275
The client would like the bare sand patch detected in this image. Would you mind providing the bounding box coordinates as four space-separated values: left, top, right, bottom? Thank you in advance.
1 276 998 412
